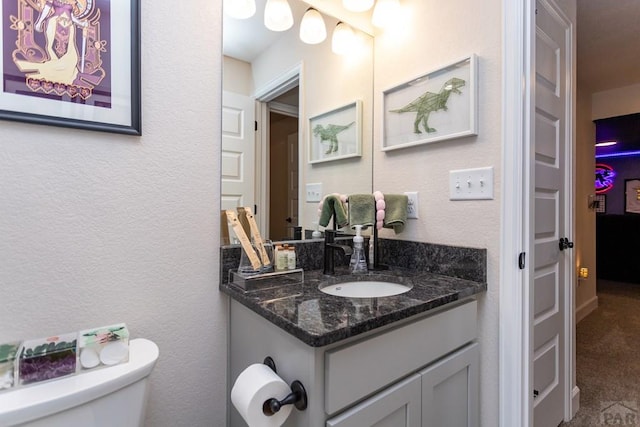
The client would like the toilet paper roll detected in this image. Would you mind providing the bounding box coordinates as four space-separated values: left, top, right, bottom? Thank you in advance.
231 363 293 427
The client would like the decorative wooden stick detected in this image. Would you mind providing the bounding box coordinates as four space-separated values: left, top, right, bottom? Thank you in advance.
240 207 271 267
225 210 261 270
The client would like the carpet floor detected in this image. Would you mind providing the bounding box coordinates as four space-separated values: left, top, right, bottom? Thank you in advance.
561 280 640 426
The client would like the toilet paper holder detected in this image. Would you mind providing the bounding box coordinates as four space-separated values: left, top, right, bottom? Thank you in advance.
262 357 308 416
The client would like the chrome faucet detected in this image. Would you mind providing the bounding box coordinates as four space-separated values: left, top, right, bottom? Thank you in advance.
323 230 353 275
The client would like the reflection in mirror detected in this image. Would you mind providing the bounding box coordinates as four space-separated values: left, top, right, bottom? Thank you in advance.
222 0 374 242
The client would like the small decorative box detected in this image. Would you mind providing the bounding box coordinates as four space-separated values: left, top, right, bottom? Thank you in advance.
78 323 129 370
19 333 77 385
0 341 21 391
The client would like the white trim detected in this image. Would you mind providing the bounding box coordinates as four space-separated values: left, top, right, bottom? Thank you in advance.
268 101 299 118
500 1 533 426
253 63 302 102
572 386 580 418
575 295 598 323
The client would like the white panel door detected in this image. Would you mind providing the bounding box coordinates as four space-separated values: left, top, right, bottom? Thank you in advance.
532 1 572 426
222 91 255 212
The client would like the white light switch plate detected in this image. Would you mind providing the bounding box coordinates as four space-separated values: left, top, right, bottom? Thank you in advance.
306 183 323 202
449 167 494 200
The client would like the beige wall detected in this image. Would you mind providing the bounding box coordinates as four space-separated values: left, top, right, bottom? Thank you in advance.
223 56 254 96
0 2 226 426
592 82 640 120
373 1 502 425
575 85 598 322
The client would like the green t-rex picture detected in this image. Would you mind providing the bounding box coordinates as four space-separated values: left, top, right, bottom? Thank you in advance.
313 121 355 154
390 77 466 134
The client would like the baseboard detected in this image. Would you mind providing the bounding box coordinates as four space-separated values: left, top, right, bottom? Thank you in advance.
576 295 598 323
572 386 580 418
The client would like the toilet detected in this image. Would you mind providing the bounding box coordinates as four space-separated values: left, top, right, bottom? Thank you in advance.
0 338 159 427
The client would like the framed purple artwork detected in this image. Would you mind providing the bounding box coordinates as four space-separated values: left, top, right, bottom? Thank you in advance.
1 0 140 135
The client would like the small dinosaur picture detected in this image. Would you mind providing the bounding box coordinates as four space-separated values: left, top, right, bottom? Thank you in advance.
309 100 362 163
390 77 466 134
313 121 355 154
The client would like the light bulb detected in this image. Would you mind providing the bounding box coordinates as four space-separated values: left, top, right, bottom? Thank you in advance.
300 8 326 44
264 0 294 32
224 0 256 19
372 0 401 28
342 0 374 12
332 22 355 55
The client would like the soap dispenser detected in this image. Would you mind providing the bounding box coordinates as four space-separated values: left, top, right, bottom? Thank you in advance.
311 221 322 239
350 225 368 273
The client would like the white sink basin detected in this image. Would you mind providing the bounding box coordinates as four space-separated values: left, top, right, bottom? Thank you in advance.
319 281 412 298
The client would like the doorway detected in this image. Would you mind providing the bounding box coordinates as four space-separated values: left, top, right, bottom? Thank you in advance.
268 99 299 241
254 65 301 240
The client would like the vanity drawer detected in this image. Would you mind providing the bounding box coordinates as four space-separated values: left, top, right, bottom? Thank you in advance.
324 299 477 415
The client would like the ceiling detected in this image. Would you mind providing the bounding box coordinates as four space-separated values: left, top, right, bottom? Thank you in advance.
577 0 640 92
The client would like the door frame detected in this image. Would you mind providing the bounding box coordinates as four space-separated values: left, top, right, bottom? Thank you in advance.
500 0 577 425
253 63 303 237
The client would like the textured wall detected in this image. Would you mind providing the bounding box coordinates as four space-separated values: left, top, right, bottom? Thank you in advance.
373 1 502 426
0 1 226 426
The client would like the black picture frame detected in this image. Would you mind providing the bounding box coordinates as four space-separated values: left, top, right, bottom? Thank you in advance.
0 0 141 135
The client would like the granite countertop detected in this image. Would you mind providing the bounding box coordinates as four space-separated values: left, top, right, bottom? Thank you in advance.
219 267 487 347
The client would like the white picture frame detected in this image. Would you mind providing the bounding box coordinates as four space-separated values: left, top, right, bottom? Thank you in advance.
308 100 362 164
382 55 478 151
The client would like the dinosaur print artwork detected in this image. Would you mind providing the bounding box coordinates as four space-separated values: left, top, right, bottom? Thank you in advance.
313 121 355 154
309 100 362 163
390 77 465 134
383 56 477 151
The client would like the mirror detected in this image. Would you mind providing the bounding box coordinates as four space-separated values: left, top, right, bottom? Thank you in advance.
222 0 374 241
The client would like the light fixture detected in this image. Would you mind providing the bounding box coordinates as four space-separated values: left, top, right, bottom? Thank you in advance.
595 141 617 147
372 0 401 28
223 0 256 19
332 22 355 55
264 0 294 32
300 8 327 44
579 267 589 279
342 0 374 12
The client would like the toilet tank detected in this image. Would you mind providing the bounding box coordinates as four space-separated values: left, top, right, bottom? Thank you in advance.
0 338 159 427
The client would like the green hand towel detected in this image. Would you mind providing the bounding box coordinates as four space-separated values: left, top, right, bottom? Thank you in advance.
348 194 375 229
319 194 349 228
383 194 408 234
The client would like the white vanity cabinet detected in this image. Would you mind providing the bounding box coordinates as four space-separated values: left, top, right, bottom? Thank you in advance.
325 343 478 427
325 373 423 427
228 298 479 427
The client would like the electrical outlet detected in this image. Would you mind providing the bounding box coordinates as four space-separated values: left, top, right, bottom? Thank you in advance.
306 183 322 202
405 192 419 219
